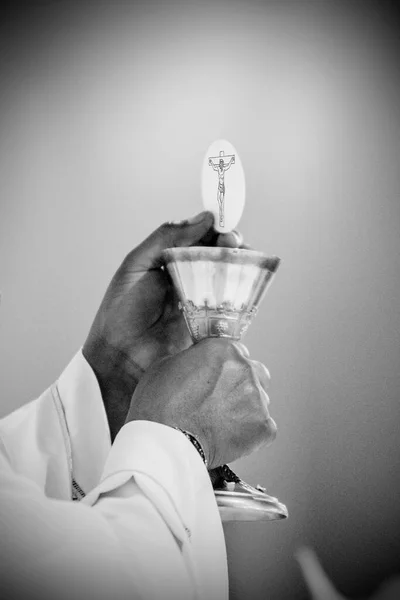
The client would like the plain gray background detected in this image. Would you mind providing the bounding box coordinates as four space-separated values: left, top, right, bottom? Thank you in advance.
1 1 399 598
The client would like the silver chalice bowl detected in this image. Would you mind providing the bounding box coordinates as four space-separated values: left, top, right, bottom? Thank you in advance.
162 246 288 522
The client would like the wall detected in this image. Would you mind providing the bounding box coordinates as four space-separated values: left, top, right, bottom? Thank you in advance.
1 1 399 598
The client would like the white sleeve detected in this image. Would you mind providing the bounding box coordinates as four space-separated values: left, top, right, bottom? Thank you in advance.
0 421 228 600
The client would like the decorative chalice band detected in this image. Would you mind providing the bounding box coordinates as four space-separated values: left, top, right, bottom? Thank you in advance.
179 299 258 342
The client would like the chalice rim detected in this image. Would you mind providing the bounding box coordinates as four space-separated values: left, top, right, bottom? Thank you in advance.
162 246 281 272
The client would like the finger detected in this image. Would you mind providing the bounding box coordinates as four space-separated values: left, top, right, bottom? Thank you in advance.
215 230 243 248
262 396 277 446
251 361 271 393
196 227 219 247
295 547 345 600
127 211 215 270
260 389 271 411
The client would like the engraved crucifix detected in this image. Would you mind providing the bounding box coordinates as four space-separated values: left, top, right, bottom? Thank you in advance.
208 150 235 227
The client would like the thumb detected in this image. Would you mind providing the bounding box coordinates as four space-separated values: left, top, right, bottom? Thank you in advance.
129 211 215 270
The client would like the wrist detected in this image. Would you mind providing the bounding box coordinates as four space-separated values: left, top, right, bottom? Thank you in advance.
174 427 209 469
82 335 144 441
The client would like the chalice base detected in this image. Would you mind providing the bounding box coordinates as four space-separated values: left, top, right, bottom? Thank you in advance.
211 465 288 522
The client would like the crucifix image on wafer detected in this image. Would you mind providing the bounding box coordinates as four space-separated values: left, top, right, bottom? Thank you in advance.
208 150 235 227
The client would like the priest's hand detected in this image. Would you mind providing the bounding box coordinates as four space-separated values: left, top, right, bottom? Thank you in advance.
82 211 243 440
126 338 276 469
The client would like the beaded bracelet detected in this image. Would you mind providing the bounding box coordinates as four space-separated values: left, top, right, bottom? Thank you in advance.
174 427 208 469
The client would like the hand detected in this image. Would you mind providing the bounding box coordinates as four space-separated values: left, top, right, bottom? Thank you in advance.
126 338 276 469
296 547 400 600
82 211 243 440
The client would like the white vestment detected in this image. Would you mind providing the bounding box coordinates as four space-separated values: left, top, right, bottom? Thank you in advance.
0 351 228 600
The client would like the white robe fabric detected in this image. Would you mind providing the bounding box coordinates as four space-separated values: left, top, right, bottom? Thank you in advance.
0 351 228 600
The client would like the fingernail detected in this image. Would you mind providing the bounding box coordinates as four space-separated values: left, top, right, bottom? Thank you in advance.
232 230 244 245
216 231 243 248
187 211 212 225
233 342 250 358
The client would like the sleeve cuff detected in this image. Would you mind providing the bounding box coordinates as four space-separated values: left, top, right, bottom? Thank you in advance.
83 421 215 542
